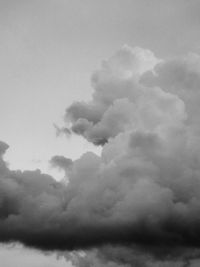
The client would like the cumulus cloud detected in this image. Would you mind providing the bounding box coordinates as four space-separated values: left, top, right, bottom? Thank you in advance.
140 53 200 128
2 46 200 266
65 45 160 145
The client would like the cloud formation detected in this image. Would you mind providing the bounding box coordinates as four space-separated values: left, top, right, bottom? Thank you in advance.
2 46 200 266
65 45 160 145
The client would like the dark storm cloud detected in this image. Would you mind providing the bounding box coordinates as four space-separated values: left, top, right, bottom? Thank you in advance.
2 46 200 266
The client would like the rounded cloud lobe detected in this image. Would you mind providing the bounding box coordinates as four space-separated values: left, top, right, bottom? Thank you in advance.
2 46 200 266
66 46 161 145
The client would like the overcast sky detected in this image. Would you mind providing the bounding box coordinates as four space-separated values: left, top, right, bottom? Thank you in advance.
1 0 200 266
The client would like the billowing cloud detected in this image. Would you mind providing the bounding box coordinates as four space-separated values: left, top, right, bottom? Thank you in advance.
141 53 200 128
2 46 200 266
65 45 160 145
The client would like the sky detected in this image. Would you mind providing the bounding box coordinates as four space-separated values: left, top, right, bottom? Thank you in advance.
1 0 200 266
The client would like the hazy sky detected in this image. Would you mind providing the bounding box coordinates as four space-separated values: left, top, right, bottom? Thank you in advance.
1 0 200 266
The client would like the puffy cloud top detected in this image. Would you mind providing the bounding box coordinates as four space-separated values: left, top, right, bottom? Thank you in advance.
66 45 160 145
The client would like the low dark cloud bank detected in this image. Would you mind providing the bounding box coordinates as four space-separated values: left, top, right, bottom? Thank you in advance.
2 46 200 266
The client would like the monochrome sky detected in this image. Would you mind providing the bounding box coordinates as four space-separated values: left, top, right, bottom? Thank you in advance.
1 0 200 266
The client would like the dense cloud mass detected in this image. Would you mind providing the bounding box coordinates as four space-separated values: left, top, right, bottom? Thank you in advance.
66 46 161 145
2 46 200 266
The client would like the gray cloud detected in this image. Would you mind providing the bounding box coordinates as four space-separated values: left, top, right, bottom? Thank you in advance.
50 155 73 173
2 46 200 266
65 45 160 145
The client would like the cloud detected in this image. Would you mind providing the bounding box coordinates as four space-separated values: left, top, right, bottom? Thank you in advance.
53 124 71 138
50 155 73 172
2 46 200 266
61 246 200 267
65 45 160 145
140 53 200 129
